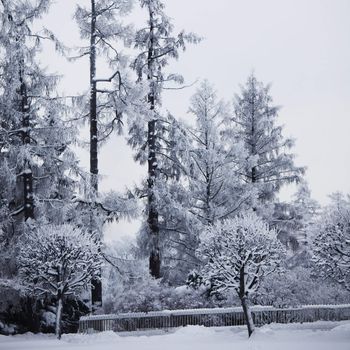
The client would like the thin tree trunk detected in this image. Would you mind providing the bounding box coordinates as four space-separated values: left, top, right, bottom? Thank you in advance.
251 104 257 185
147 110 160 278
20 73 34 220
239 265 255 337
147 6 160 279
250 102 258 212
55 296 63 339
204 128 212 225
89 0 102 307
90 0 98 194
241 295 255 337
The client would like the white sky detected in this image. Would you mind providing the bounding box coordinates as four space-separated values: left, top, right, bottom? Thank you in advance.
39 0 350 240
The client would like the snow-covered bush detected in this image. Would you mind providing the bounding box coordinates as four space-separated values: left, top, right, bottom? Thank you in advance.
103 257 219 313
197 212 286 337
312 193 350 291
102 236 240 314
254 266 350 307
18 224 102 339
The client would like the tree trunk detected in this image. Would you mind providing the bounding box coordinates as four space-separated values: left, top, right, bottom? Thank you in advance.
90 0 98 195
251 166 257 184
250 95 258 212
20 74 34 220
89 0 102 308
241 295 255 337
239 265 255 337
55 296 63 339
5 0 34 221
204 129 213 225
147 112 160 279
147 6 161 279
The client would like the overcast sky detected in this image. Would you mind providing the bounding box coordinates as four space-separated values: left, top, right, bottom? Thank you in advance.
40 0 350 240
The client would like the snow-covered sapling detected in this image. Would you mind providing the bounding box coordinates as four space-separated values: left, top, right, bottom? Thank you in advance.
197 212 285 337
18 224 102 339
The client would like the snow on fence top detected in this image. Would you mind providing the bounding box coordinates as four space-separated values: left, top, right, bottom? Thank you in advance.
80 304 350 321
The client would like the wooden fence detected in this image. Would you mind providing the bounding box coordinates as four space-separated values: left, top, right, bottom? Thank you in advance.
79 304 350 333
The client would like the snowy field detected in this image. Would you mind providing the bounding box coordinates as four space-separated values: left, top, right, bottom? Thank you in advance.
1 321 350 350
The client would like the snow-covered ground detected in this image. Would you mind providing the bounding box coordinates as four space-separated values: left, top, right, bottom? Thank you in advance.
1 321 349 350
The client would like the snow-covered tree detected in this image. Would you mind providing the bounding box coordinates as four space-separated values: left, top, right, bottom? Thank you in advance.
312 193 350 291
132 113 196 283
197 212 285 337
129 0 199 278
160 81 247 280
0 0 48 224
74 0 135 306
18 224 102 339
74 0 134 193
0 0 79 277
272 181 319 261
227 74 304 214
186 80 245 226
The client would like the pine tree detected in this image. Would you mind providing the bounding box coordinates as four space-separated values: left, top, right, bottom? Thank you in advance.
74 0 134 306
229 74 304 214
186 80 246 226
0 0 79 278
130 0 199 278
162 80 247 280
272 181 319 259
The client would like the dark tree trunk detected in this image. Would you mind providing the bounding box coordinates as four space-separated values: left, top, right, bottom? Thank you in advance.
241 295 254 337
89 0 102 307
147 7 161 279
205 176 211 224
55 295 63 339
250 100 258 211
90 0 98 194
251 166 257 184
148 118 160 278
20 74 34 220
239 265 255 337
250 106 257 185
204 128 212 225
